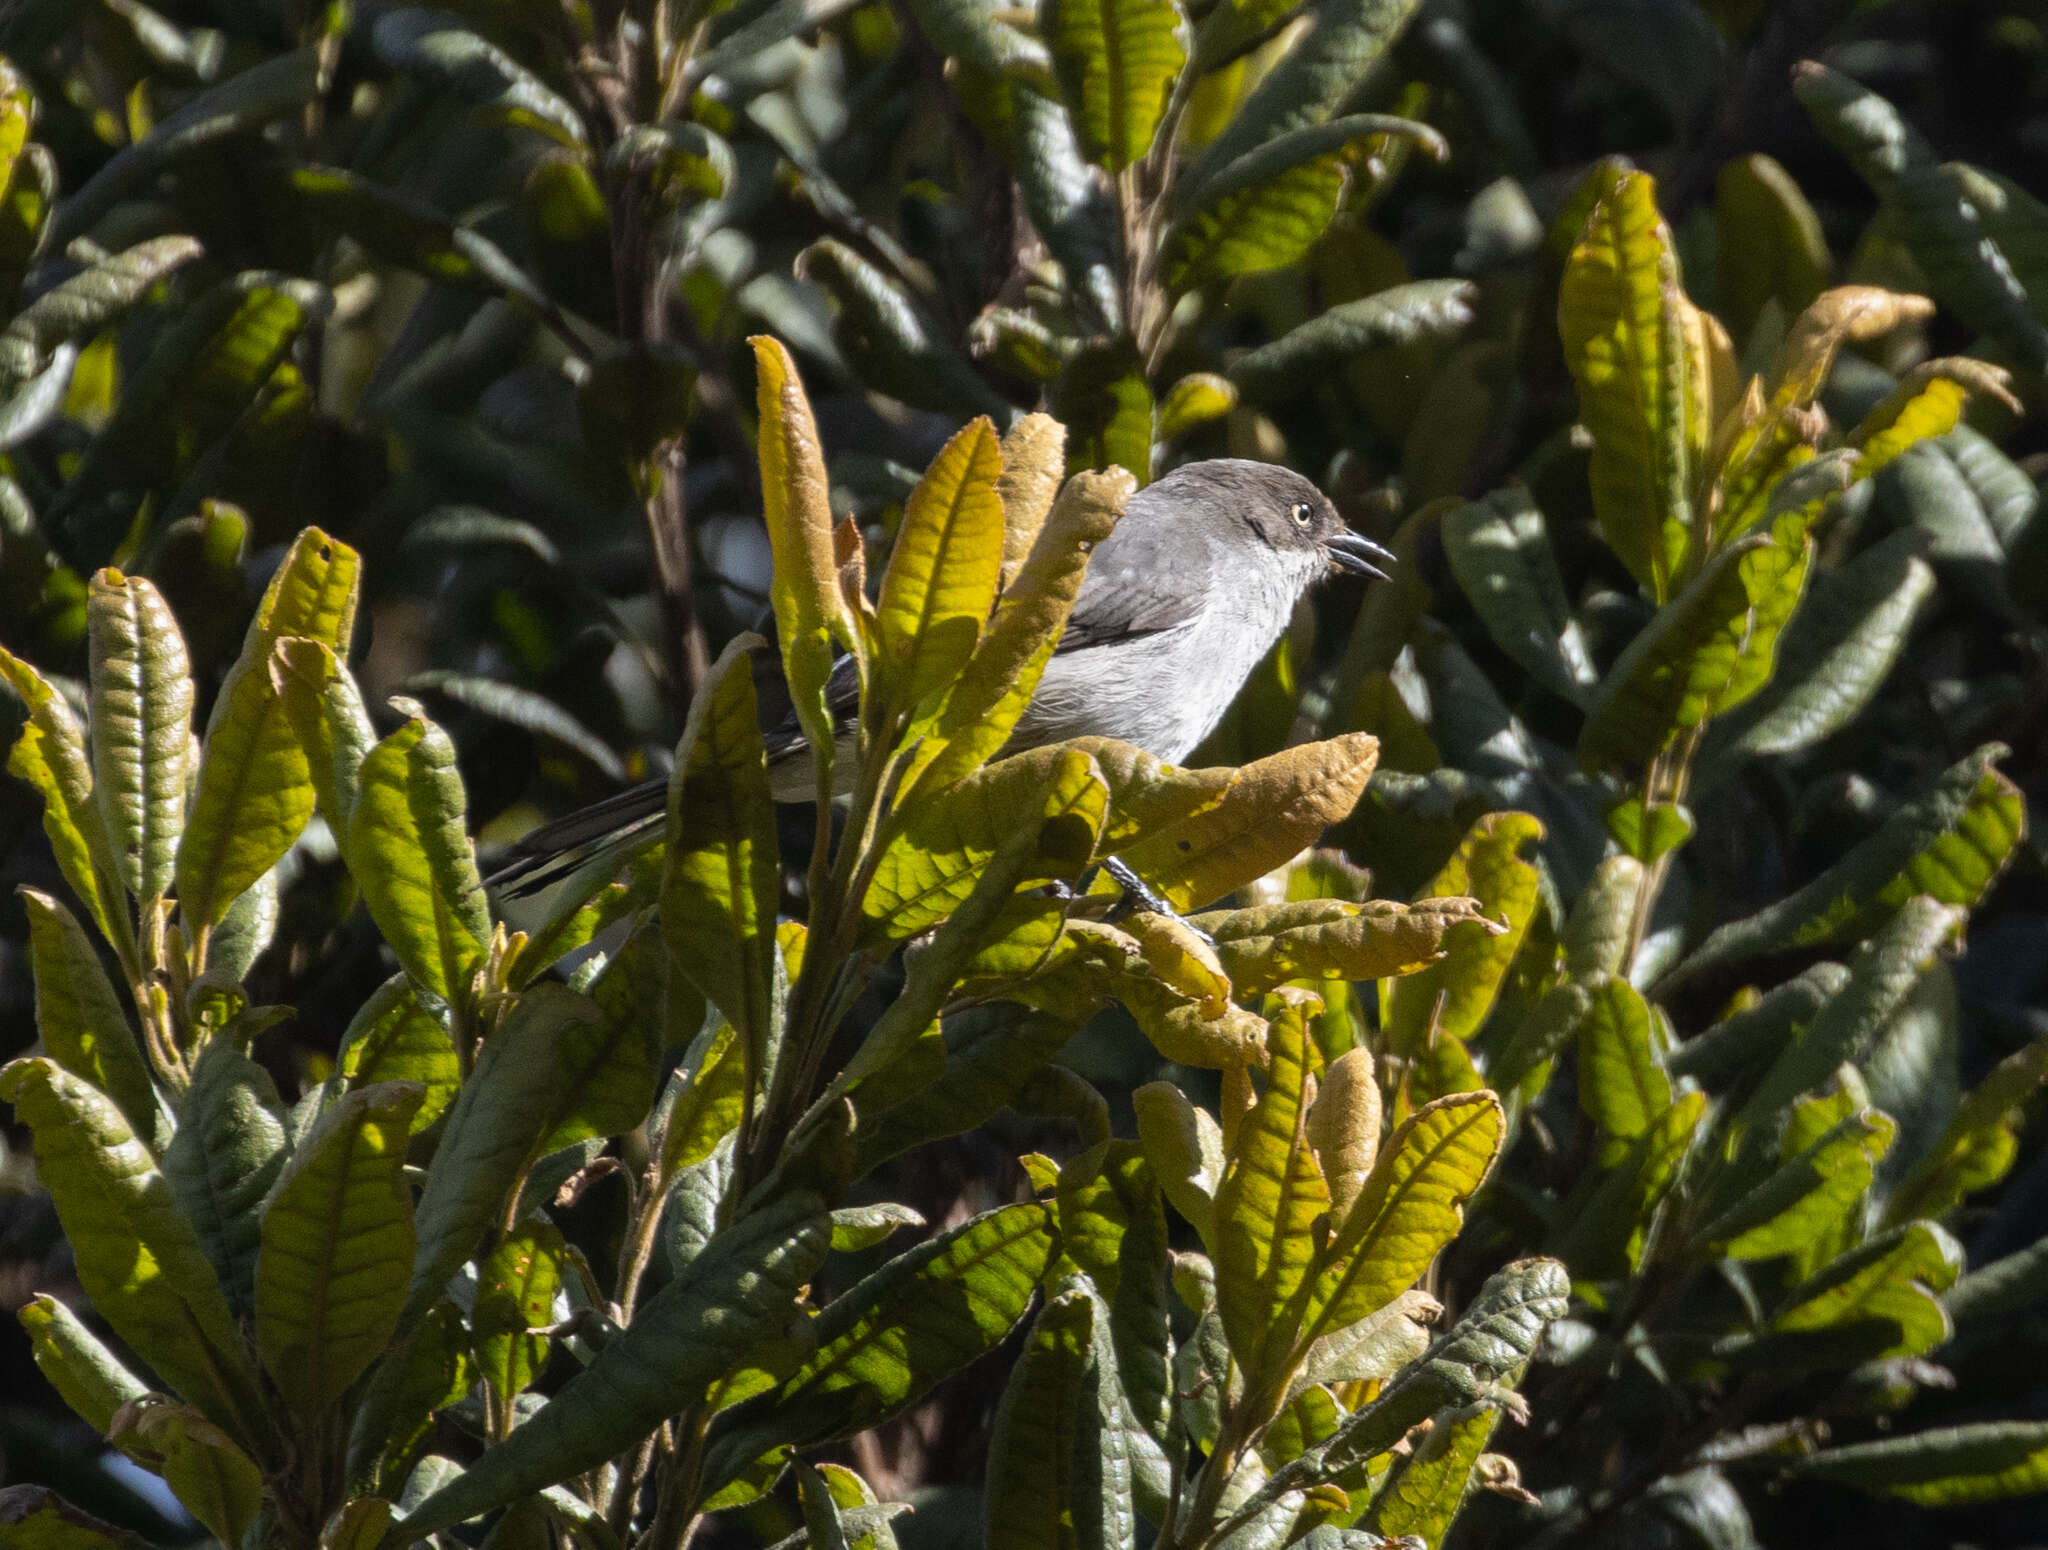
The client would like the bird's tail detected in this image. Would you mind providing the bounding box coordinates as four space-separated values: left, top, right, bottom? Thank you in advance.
485 777 668 897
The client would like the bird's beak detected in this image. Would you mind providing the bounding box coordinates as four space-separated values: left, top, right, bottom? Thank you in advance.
1325 529 1396 580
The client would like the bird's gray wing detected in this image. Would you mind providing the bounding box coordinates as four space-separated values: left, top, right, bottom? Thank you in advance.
1053 511 1212 653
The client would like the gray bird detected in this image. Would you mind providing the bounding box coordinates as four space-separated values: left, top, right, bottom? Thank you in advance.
490 458 1391 895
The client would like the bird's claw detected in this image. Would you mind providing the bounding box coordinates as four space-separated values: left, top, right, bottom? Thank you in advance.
1100 857 1216 945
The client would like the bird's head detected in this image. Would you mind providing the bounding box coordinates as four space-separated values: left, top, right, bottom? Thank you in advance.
1151 458 1395 584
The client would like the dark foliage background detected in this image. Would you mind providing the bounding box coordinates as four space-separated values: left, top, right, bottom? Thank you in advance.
2 0 2047 1543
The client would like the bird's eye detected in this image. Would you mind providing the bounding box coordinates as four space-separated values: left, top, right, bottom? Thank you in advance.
1290 501 1315 528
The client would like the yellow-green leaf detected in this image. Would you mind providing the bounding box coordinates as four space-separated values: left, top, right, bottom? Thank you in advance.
662 637 778 1097
1211 997 1331 1379
1775 1221 1962 1359
1307 1089 1502 1341
752 335 856 766
0 1058 261 1438
474 1221 565 1423
1044 0 1184 171
18 1294 149 1434
876 417 1006 718
1381 812 1540 1058
255 1080 422 1414
1558 167 1694 599
905 468 1132 798
22 888 161 1149
1574 974 1672 1164
347 713 490 1002
270 636 375 832
180 528 359 934
0 647 127 952
1848 357 2019 483
117 1401 264 1548
663 1023 749 1173
87 570 190 903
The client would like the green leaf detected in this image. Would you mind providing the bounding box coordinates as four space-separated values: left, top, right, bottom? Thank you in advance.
1848 358 2016 483
22 889 160 1150
87 570 191 904
1365 1405 1499 1546
1197 895 1495 993
1673 749 2017 979
1307 1090 1503 1343
1045 0 1184 171
829 1202 928 1254
662 1024 749 1174
271 635 376 834
346 1303 471 1492
540 923 664 1154
118 1401 264 1548
0 236 203 398
1133 1082 1225 1243
705 1202 1057 1487
371 11 584 144
877 419 1006 716
795 239 1021 420
1052 1147 1172 1519
1003 86 1125 335
1704 1101 1894 1261
1180 0 1425 199
1705 530 1936 769
60 272 331 514
260 163 552 310
181 528 359 934
1789 1422 2048 1506
1888 1031 2048 1224
0 647 128 953
1774 1221 1962 1358
255 1081 422 1415
1164 118 1444 292
1441 490 1598 705
1053 338 1153 484
474 1222 566 1419
1725 898 1960 1159
1715 153 1830 342
0 1058 261 1437
1795 63 2048 373
400 987 585 1330
662 638 777 1104
49 50 324 246
0 1486 154 1550
1212 1000 1330 1378
984 1291 1096 1550
396 1194 831 1540
1558 167 1694 600
164 1039 290 1322
1381 812 1539 1058
337 975 459 1134
1157 373 1237 441
1578 533 1786 774
1576 976 1671 1152
348 711 491 1002
18 1295 149 1434
1229 281 1477 402
853 1006 1083 1172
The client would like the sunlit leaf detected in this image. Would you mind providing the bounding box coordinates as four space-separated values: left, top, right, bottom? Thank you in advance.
1558 167 1694 599
1381 812 1538 1058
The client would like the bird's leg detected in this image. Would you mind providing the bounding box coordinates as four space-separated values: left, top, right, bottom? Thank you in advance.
1100 856 1214 945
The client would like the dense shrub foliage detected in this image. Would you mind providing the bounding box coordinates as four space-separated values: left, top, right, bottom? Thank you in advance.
0 0 2046 1547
